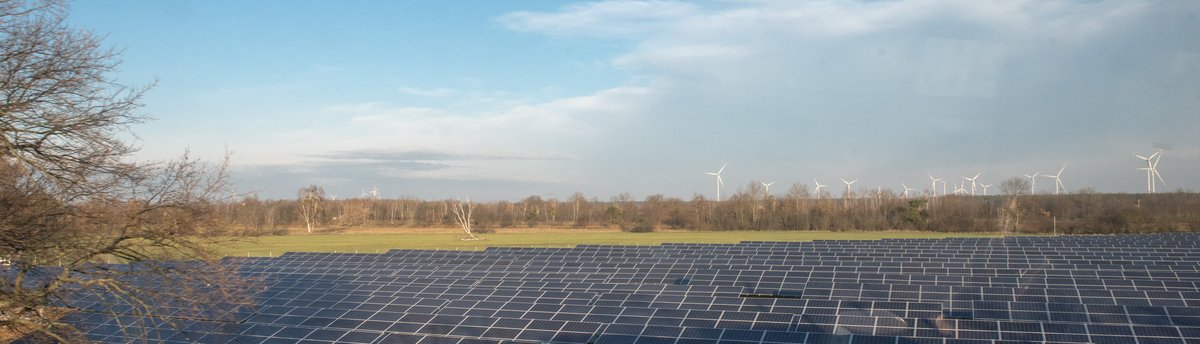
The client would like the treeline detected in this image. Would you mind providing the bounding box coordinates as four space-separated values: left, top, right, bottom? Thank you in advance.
217 182 1200 235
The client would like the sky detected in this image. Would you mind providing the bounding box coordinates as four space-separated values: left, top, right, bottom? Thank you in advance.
68 0 1200 201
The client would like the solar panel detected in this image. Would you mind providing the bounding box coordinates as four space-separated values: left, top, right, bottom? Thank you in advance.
34 233 1200 343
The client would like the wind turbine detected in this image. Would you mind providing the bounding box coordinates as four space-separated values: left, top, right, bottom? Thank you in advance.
1134 151 1165 193
705 163 727 201
963 172 981 196
1041 164 1067 195
953 182 967 195
1023 172 1040 194
901 183 915 199
980 184 992 196
928 175 943 197
840 178 857 198
813 178 827 198
761 181 775 196
1149 153 1165 193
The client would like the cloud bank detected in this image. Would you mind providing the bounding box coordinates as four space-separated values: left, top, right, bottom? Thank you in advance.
237 0 1200 200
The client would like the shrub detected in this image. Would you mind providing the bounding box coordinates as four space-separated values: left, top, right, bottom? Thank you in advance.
626 225 655 233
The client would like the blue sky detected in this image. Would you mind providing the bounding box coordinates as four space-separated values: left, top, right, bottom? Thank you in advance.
69 1 1200 200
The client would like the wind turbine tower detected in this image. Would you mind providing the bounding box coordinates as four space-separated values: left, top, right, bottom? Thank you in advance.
963 172 981 196
902 183 915 200
813 178 827 198
761 181 775 196
1134 151 1165 193
1023 172 1040 194
928 175 942 197
705 163 727 201
840 178 857 198
980 184 992 196
1041 164 1067 195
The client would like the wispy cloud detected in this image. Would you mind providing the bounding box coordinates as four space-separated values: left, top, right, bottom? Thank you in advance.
230 1 1197 199
311 149 571 162
398 86 456 97
496 0 698 38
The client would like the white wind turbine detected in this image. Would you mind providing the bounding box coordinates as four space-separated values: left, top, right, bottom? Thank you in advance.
1149 153 1165 193
813 178 827 198
761 181 775 196
1023 172 1040 194
840 178 857 198
980 184 992 196
901 183 915 199
705 163 727 201
928 175 943 197
1041 164 1067 195
361 186 380 199
1134 151 1165 193
963 172 981 196
953 182 968 195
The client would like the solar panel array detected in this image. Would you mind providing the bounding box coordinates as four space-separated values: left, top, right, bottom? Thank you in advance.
45 233 1200 343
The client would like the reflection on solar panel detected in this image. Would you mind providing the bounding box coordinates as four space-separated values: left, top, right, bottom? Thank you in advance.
28 233 1200 343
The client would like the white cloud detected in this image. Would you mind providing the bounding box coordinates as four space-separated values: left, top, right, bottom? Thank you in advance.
496 0 698 38
233 0 1198 198
398 86 457 97
481 0 1197 197
306 85 654 181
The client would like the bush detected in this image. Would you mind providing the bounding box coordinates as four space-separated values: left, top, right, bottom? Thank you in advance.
473 226 496 234
625 225 655 233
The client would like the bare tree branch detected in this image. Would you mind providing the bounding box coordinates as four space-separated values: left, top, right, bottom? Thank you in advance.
1 1 254 340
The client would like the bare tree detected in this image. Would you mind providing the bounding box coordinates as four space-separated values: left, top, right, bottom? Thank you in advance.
451 198 481 241
297 185 324 233
999 177 1031 232
569 192 585 227
1 1 252 341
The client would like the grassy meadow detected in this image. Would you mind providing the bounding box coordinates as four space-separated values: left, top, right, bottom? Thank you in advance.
217 230 1005 257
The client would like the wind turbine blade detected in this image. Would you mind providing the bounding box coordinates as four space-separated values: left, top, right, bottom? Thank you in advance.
717 163 726 174
1057 164 1067 175
705 172 718 176
1153 169 1165 185
1135 154 1149 160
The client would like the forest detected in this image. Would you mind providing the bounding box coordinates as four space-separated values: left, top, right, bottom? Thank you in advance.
218 180 1200 236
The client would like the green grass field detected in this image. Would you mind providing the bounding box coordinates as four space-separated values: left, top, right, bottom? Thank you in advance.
217 231 1004 257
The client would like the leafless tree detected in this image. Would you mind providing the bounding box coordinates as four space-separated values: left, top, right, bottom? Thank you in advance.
451 198 480 240
1 1 253 341
1000 177 1031 232
297 185 324 233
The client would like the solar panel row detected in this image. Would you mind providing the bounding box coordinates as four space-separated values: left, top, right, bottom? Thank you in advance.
23 232 1200 343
